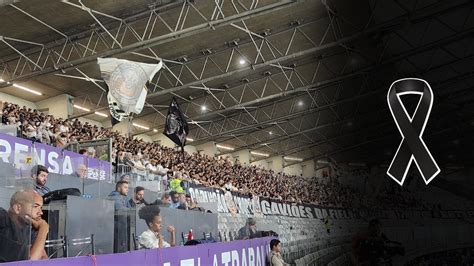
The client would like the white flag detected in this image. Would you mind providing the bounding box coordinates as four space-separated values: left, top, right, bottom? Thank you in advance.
97 58 163 122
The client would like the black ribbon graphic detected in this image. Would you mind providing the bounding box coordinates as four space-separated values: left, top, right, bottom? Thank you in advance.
387 78 440 185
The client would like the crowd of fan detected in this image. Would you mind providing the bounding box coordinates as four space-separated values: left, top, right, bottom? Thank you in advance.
0 101 406 209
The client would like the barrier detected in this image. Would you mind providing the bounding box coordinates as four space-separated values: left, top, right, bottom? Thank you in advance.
2 133 474 264
0 133 111 182
2 237 274 266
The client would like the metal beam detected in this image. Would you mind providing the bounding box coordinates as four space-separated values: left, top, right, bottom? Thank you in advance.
0 0 296 84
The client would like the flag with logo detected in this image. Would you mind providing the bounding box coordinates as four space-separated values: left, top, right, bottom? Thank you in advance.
164 97 189 147
97 58 163 123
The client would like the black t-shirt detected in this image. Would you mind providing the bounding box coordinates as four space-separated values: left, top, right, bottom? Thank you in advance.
128 198 148 208
0 208 30 262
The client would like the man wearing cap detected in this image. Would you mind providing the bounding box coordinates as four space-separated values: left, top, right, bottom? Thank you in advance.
237 217 258 240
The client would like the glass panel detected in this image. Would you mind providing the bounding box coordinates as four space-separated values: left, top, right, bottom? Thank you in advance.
66 196 114 255
0 142 35 262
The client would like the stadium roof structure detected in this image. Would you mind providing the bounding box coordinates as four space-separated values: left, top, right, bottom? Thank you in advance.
0 0 473 169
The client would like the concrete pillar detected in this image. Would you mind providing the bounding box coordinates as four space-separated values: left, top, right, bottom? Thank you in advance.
113 120 132 137
184 145 197 154
284 164 303 176
232 149 250 165
195 141 217 157
302 160 315 178
267 156 283 173
134 134 153 143
251 159 268 169
218 153 234 162
78 117 103 128
36 94 73 119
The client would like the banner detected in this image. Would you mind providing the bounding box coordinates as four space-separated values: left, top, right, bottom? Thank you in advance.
4 237 274 266
0 133 111 182
187 183 350 219
187 183 474 220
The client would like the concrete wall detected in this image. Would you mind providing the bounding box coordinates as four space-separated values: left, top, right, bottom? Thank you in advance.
0 92 37 109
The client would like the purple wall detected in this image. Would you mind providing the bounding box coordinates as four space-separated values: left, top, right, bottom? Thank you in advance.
3 237 274 266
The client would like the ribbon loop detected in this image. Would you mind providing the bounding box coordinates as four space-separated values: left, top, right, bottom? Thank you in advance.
387 78 440 185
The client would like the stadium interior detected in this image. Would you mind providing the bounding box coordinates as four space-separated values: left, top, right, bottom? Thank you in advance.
1 0 474 265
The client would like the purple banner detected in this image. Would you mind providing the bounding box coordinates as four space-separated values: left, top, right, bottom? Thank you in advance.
0 133 111 182
3 237 274 266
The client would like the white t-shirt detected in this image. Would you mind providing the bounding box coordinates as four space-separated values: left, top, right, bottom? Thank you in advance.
59 125 69 133
156 164 168 180
138 229 170 249
26 125 37 138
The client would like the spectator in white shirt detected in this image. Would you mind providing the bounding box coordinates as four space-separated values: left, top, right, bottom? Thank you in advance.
138 205 176 249
132 154 146 181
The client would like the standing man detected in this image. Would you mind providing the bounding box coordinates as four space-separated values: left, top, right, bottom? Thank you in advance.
129 186 148 208
238 217 258 240
31 165 50 196
108 181 131 253
108 180 131 210
267 239 289 266
0 190 49 262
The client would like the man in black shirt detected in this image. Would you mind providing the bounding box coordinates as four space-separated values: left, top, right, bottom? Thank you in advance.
129 186 148 207
0 189 49 262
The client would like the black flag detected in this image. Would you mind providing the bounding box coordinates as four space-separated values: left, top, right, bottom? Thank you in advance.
164 97 189 147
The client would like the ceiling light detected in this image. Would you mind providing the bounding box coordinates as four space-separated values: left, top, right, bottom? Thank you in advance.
201 105 207 111
216 144 235 151
284 156 303 162
298 100 303 106
73 104 90 112
12 83 42 96
269 131 273 135
239 59 246 65
251 151 269 157
153 129 158 133
186 137 194 142
94 111 108 117
0 78 4 82
132 123 149 130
